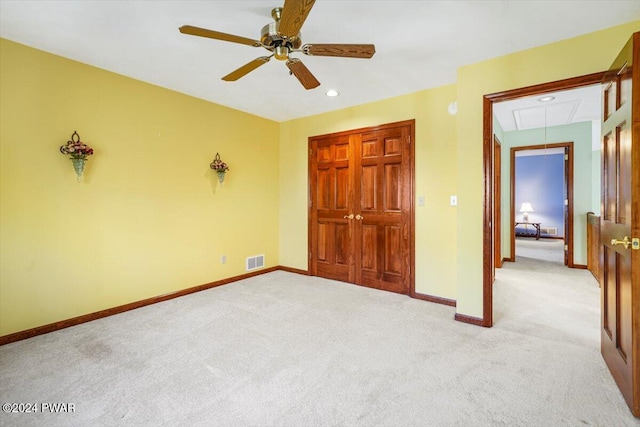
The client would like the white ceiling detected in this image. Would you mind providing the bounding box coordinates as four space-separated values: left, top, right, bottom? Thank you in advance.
1 1 639 122
493 84 602 132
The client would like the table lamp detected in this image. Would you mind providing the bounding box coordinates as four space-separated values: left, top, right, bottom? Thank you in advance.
520 202 534 222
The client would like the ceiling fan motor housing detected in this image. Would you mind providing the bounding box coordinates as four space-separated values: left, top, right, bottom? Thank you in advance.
260 22 302 55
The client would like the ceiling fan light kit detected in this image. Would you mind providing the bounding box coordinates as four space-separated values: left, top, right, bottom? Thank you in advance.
179 0 375 90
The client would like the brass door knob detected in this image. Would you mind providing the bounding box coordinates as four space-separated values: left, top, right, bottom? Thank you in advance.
611 236 631 249
355 214 364 220
343 214 354 220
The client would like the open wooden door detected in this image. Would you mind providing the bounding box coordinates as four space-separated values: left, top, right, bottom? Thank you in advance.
563 145 573 266
309 120 414 295
600 32 639 417
493 136 502 275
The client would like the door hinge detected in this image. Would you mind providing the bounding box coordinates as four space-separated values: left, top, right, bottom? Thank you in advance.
564 199 568 206
565 154 568 160
309 148 313 156
564 245 568 251
309 252 312 259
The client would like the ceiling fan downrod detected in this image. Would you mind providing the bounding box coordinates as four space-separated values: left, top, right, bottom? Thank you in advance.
271 7 282 22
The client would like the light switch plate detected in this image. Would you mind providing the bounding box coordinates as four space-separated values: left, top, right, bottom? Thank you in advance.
450 195 457 206
418 196 425 207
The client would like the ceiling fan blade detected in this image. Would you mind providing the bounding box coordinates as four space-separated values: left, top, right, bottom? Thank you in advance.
279 0 316 38
179 25 261 47
286 58 320 90
222 56 271 81
303 44 376 59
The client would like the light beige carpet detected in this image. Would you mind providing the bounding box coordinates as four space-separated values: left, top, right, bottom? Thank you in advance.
0 243 637 426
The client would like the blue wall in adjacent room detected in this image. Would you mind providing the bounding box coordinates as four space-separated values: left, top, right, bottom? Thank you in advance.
515 153 564 237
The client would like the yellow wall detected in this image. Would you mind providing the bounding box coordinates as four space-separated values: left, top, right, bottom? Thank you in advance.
279 85 459 300
455 21 639 318
0 39 280 336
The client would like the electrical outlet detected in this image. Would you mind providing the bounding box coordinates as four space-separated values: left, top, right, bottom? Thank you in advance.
221 255 226 264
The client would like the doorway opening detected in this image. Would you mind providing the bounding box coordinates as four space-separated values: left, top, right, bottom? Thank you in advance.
510 142 574 267
481 71 606 327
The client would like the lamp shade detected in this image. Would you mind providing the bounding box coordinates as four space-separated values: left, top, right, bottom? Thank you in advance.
520 202 534 213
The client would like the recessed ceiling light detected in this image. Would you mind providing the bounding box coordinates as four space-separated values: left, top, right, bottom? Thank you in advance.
538 95 555 102
326 89 339 97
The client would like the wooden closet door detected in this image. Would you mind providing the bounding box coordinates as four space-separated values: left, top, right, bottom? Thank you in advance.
309 121 413 295
309 135 355 283
354 126 411 293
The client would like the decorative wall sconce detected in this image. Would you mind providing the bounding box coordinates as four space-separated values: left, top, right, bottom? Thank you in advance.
59 131 94 182
210 152 229 185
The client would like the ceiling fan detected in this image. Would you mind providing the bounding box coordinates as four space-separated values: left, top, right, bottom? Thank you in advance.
179 0 375 90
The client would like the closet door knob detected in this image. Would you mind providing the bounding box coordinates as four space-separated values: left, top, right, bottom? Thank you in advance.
343 214 354 220
355 214 364 220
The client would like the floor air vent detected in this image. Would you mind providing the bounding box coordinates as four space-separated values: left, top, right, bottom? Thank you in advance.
246 254 265 271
